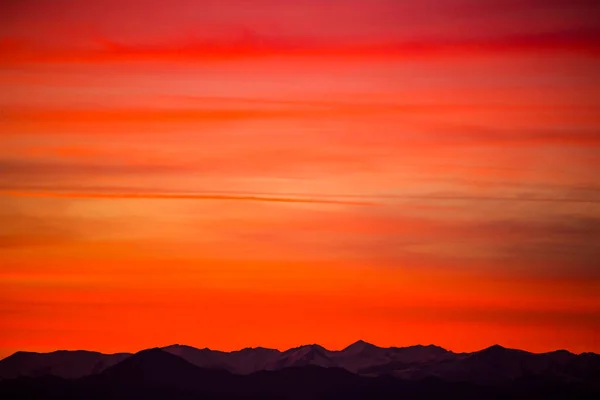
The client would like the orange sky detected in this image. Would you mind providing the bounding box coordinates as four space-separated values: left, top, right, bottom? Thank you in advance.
1 0 600 358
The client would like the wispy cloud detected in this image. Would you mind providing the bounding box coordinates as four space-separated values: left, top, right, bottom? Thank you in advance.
0 190 373 206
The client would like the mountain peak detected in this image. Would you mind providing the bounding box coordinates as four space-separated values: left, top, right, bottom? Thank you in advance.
236 346 279 353
343 340 379 353
138 347 162 352
477 344 530 357
97 348 198 381
550 349 573 355
163 344 196 350
348 339 373 347
287 343 326 352
482 344 511 352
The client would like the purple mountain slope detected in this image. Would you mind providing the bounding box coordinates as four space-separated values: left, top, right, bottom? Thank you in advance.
359 344 597 385
162 344 281 374
268 344 336 370
86 348 232 389
0 350 131 380
336 342 453 373
1 342 598 385
2 348 598 400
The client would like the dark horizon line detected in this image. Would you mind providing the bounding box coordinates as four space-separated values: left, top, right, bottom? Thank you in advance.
5 340 598 360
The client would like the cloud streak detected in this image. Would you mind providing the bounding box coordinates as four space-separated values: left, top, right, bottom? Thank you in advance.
0 190 373 206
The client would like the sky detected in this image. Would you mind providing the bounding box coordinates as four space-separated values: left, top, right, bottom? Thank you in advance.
1 0 599 358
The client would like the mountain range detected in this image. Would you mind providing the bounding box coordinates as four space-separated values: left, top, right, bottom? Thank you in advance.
1 342 599 399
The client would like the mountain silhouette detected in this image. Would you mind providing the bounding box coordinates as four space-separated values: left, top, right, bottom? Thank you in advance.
1 342 599 399
269 344 336 370
89 348 228 385
161 345 231 371
342 339 381 354
0 350 130 379
162 344 281 374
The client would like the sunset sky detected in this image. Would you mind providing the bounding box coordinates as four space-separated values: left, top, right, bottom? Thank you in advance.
1 0 599 358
